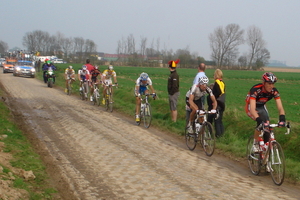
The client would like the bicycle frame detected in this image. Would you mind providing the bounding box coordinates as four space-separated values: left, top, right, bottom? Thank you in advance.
137 93 154 128
104 84 116 112
80 81 89 100
247 122 290 185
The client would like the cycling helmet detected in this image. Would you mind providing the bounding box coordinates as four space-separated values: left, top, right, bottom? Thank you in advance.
82 65 87 70
108 65 113 70
198 76 209 85
140 72 149 81
262 72 277 83
68 65 73 69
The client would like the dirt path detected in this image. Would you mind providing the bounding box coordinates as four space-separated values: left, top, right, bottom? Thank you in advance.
0 73 299 199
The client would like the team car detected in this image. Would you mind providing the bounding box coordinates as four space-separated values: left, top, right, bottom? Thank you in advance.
13 60 36 78
3 58 17 73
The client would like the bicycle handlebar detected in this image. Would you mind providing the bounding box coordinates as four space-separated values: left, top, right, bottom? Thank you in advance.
261 122 291 135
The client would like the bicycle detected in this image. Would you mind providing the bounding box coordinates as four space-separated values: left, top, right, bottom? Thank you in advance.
185 110 216 156
104 84 116 112
92 83 101 106
67 78 75 95
79 80 89 101
136 93 155 129
246 122 291 185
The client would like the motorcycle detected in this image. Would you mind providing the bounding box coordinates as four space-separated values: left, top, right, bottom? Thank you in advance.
46 68 55 88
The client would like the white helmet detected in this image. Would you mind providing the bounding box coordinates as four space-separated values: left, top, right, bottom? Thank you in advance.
108 65 113 70
68 66 73 69
198 76 209 85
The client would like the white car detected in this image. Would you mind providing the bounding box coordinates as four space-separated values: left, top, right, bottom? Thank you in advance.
0 58 5 67
52 59 65 64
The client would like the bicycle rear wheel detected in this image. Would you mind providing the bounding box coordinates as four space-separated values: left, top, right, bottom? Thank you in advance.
201 122 215 156
246 135 261 175
143 103 151 128
268 141 285 185
185 127 197 151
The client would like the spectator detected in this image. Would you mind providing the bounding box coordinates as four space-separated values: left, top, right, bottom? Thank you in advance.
193 63 207 105
85 59 95 73
207 69 226 138
167 59 180 122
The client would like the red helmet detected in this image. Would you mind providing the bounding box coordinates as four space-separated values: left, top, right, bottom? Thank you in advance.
262 72 277 83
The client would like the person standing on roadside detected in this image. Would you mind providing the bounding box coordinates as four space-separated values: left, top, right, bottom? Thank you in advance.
207 69 226 138
167 59 180 122
85 59 95 73
193 63 206 84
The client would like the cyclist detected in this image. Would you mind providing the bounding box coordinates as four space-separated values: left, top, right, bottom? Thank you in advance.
64 65 75 93
245 72 286 152
102 65 118 105
90 65 102 101
186 75 217 134
78 65 91 95
134 72 156 122
42 60 56 83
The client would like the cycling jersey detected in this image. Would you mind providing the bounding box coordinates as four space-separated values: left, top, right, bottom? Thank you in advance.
78 69 90 81
135 77 152 87
65 68 75 76
245 83 280 107
185 84 213 100
102 70 116 80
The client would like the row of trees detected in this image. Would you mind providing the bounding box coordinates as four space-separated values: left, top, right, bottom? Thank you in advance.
22 30 97 63
2 23 270 69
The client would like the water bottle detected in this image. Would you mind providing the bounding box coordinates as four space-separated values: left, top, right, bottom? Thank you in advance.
141 103 145 114
259 137 265 151
195 123 201 133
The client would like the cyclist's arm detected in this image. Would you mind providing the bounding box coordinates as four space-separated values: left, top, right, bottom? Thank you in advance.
149 85 155 94
209 95 217 110
249 99 259 119
135 85 140 96
275 98 285 116
188 94 198 111
113 73 117 84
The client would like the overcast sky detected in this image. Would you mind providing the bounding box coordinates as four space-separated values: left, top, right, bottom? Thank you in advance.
1 0 300 66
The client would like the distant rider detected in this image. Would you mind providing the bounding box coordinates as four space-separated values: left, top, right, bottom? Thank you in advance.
64 65 76 93
134 72 156 122
101 65 118 105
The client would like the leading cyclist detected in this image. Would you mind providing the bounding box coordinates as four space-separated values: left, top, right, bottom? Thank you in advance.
186 75 217 134
64 65 75 93
102 65 118 105
245 72 286 152
134 72 156 122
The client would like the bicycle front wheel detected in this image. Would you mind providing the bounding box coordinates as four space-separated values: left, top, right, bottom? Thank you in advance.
185 127 197 151
108 93 113 112
201 122 215 156
246 135 261 175
67 80 72 95
269 141 285 185
93 90 100 106
143 103 151 128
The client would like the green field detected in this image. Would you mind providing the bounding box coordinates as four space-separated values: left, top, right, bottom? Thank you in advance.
39 64 300 183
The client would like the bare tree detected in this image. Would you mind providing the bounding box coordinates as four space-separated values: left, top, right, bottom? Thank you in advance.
127 34 135 54
209 23 244 68
246 25 269 70
140 36 147 56
61 37 74 59
0 40 8 55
